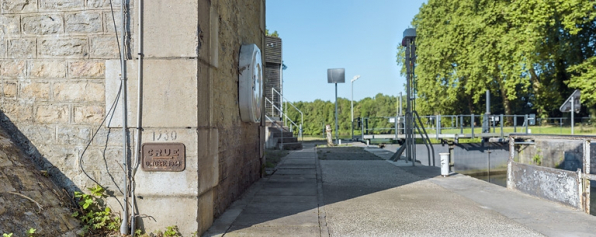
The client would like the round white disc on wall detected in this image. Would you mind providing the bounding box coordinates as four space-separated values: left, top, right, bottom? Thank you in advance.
238 44 263 123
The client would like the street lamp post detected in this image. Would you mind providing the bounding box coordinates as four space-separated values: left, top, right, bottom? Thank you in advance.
327 68 345 145
351 75 361 140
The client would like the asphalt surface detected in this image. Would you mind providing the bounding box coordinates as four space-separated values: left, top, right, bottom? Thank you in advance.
204 142 596 237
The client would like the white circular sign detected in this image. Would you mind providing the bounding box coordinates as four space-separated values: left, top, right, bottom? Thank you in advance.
238 44 263 123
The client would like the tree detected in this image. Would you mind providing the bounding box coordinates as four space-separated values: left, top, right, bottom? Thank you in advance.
265 29 280 37
399 0 596 120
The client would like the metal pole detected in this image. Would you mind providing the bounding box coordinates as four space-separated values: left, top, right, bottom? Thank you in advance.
436 115 439 140
119 1 129 235
460 115 463 134
351 80 354 140
335 83 338 144
484 90 490 133
525 114 529 134
399 92 403 135
471 114 475 138
500 114 504 138
395 98 398 141
571 99 574 135
406 40 413 165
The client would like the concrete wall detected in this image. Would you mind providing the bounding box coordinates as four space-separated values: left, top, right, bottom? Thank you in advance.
516 138 595 175
0 0 265 235
508 162 580 209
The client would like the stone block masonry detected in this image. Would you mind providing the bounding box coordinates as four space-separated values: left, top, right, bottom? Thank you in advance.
0 0 132 227
1 0 266 236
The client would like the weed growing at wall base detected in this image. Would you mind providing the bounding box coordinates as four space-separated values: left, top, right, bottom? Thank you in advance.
71 185 120 236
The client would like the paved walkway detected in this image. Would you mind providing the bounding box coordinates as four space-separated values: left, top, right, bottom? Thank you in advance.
204 143 596 237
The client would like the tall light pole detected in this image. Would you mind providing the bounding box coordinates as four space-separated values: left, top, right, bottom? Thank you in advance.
327 68 345 145
403 28 416 166
351 75 361 140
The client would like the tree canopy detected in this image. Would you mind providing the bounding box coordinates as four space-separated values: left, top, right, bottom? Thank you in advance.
266 29 280 37
284 93 404 136
398 0 596 119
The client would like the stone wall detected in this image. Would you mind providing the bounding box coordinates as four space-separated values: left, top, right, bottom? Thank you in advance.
1 0 266 236
0 0 122 191
201 0 265 220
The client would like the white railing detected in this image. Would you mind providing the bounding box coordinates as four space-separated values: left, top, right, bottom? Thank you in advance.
265 97 302 140
266 88 304 140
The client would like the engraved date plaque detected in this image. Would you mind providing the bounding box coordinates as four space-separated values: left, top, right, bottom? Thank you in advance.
141 143 185 172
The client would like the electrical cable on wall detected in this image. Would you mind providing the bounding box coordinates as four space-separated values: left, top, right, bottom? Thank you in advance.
76 0 128 215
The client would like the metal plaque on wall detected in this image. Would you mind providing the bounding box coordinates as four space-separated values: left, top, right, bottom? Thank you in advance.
141 143 186 172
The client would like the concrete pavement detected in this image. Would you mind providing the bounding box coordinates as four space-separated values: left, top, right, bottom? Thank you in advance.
204 142 596 237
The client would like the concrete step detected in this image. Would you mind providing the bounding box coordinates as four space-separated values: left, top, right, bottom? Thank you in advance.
267 126 290 132
279 142 303 150
272 131 294 138
276 137 298 143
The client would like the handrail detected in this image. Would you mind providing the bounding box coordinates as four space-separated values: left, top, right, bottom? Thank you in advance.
414 111 436 167
265 97 299 131
272 88 303 134
268 89 303 140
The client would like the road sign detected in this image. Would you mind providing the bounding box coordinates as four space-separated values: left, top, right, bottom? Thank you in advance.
559 90 581 113
327 68 345 83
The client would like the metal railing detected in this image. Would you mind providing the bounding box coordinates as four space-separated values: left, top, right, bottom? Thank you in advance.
267 88 304 140
414 111 435 166
356 115 594 141
265 97 302 140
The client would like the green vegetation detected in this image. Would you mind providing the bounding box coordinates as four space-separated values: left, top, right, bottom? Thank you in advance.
397 0 596 120
26 228 36 237
264 149 290 168
265 29 279 37
72 185 120 236
285 94 403 137
163 226 181 237
533 154 543 166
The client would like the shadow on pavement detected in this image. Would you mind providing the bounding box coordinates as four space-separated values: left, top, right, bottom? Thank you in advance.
210 141 445 236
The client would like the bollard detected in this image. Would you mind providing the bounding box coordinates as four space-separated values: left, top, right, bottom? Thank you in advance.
366 140 369 147
440 153 450 177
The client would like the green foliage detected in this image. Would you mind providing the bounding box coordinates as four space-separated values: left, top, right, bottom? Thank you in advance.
26 228 36 237
164 226 181 237
285 94 403 136
533 154 542 166
265 29 280 37
402 0 596 118
3 234 13 237
72 185 120 236
568 56 596 107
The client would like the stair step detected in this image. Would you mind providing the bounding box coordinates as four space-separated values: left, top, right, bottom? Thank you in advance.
279 142 303 150
277 137 298 143
272 131 294 138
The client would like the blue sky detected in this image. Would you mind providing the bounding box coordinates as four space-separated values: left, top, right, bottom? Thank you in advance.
266 0 427 102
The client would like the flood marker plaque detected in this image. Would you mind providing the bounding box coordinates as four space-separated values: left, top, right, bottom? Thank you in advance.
142 143 186 172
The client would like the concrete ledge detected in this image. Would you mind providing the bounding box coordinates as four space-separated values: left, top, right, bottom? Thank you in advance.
507 161 580 209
